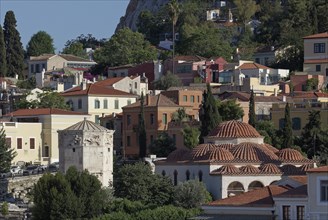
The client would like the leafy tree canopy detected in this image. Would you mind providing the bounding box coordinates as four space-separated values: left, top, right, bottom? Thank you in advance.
0 127 17 173
62 41 88 59
171 108 190 122
217 99 244 121
26 31 55 57
256 120 282 149
64 34 106 50
0 25 7 77
153 71 182 90
182 125 200 149
149 132 176 157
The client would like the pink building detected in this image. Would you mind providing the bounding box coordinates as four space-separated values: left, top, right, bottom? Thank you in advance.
290 74 325 91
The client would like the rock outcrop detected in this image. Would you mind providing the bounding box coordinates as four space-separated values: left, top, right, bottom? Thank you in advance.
115 0 171 32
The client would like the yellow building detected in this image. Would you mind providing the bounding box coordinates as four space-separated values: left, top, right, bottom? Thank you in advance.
4 108 90 164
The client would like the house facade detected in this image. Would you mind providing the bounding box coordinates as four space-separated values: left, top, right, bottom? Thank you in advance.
3 108 90 164
303 32 328 78
61 82 138 123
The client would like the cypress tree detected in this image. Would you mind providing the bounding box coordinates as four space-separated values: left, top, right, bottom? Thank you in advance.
138 92 147 158
282 102 293 148
3 11 24 78
0 127 17 173
0 25 7 77
200 84 221 143
248 89 256 127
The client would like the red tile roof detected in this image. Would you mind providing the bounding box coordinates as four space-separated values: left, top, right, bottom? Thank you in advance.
5 108 87 117
307 165 328 173
288 176 308 185
274 185 307 198
208 120 261 138
61 83 137 97
276 149 305 161
238 62 270 70
304 59 328 64
29 54 55 61
303 32 328 39
207 185 289 207
231 142 279 162
94 77 125 86
174 55 207 62
123 94 179 108
58 54 95 62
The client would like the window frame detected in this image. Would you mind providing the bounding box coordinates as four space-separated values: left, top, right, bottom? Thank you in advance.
94 99 100 109
316 65 321 72
114 99 119 109
314 43 326 53
320 180 328 202
78 99 82 109
282 205 291 220
103 99 108 109
296 206 305 220
162 113 168 125
17 137 23 149
30 138 35 149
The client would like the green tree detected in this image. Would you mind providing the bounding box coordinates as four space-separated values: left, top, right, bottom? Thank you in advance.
282 103 293 148
26 31 55 57
153 71 182 90
182 125 200 149
15 76 36 89
248 90 256 127
149 132 176 157
64 34 106 50
256 120 282 149
32 173 80 220
114 162 174 206
62 41 88 59
93 28 157 67
168 0 181 74
0 127 17 173
3 11 24 78
138 92 147 158
171 108 189 122
0 25 7 77
1 202 9 218
233 0 258 31
217 99 244 121
305 78 319 91
200 84 221 143
173 180 211 209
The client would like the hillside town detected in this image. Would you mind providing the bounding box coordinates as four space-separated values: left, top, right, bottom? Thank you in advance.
0 0 328 219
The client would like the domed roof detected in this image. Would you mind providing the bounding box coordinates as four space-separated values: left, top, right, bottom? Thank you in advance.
261 143 279 153
240 165 260 174
190 143 218 160
276 148 305 161
167 148 190 162
205 147 235 161
231 142 279 162
280 164 302 175
64 118 108 131
217 143 234 150
300 164 314 172
215 165 240 174
208 120 261 138
259 163 281 174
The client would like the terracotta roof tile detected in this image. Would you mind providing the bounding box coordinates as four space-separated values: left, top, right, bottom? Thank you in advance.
208 120 261 138
307 165 328 173
61 84 137 97
94 77 125 86
174 55 207 62
166 148 190 162
240 165 260 174
212 164 240 175
303 32 328 39
205 147 235 161
288 176 308 185
280 164 305 175
5 108 87 117
123 94 179 108
304 59 328 64
238 63 270 70
259 163 282 174
231 142 279 162
274 185 307 198
207 185 289 207
190 143 218 160
261 144 279 153
59 54 95 62
276 148 307 162
29 54 55 61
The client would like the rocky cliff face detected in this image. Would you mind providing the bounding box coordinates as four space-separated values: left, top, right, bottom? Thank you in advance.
115 0 171 32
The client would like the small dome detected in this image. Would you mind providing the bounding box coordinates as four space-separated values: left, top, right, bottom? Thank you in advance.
217 143 234 150
205 147 235 161
280 164 301 175
167 148 190 162
260 163 281 174
190 143 218 160
299 164 314 172
277 148 305 161
261 143 279 153
215 165 240 174
208 120 261 138
240 165 260 174
231 142 279 162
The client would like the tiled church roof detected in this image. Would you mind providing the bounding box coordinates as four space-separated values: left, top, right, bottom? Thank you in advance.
208 120 261 138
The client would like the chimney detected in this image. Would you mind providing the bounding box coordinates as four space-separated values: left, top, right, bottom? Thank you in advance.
274 88 277 97
283 95 286 102
81 79 87 90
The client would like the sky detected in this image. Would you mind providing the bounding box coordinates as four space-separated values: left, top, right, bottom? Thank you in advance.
0 0 130 53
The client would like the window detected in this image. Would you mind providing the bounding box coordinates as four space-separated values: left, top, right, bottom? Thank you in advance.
183 95 187 102
78 99 82 109
191 95 194 103
35 64 40 73
127 136 131 146
150 135 154 143
162 170 166 176
95 115 100 124
198 170 203 182
314 43 325 53
316 65 321 72
115 100 119 109
283 206 291 220
174 170 178 186
297 206 305 220
127 115 131 125
186 170 190 181
30 64 34 73
264 57 269 65
127 99 132 105
150 114 154 125
103 99 108 109
320 180 328 202
17 138 22 149
42 63 46 70
30 138 35 149
162 113 167 124
279 118 285 130
197 96 200 102
292 117 301 130
94 99 100 109
255 58 260 63
135 82 137 89
44 146 49 157
5 138 11 148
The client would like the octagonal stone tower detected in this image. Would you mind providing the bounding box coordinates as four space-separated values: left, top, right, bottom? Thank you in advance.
58 118 114 187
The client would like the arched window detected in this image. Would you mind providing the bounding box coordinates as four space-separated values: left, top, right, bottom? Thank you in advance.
248 181 264 191
78 99 82 109
186 170 190 181
94 99 100 109
103 99 108 109
198 170 203 182
227 181 245 197
174 170 178 186
292 117 301 130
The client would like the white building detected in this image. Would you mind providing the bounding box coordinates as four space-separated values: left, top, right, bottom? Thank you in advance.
58 118 114 186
